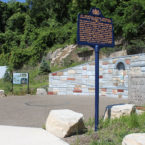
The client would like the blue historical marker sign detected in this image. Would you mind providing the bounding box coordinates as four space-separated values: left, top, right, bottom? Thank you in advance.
77 8 114 48
77 8 114 131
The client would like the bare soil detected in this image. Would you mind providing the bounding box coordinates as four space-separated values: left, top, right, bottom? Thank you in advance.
63 132 98 145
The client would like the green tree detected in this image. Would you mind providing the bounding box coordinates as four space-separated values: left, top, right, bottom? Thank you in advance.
68 0 91 22
39 59 51 74
0 0 145 69
3 69 12 82
0 2 11 32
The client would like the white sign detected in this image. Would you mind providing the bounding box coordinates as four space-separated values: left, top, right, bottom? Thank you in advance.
13 73 28 85
0 66 7 79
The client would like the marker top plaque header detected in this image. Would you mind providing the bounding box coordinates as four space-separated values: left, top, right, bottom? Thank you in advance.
77 8 114 48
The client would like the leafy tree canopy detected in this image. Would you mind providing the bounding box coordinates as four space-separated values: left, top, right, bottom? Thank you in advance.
0 0 145 69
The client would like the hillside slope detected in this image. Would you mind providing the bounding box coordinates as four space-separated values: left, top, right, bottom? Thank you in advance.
0 0 145 70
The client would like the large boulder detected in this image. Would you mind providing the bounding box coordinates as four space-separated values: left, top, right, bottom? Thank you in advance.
122 133 145 145
0 90 6 97
45 109 86 138
104 104 136 120
36 88 47 95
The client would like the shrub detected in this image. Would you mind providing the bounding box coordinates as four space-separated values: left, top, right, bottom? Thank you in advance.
3 69 12 82
39 59 51 74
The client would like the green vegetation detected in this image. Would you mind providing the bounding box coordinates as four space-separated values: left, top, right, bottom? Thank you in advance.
39 59 51 75
3 69 12 82
0 66 48 95
85 118 95 135
0 60 84 95
76 47 89 53
83 113 145 145
0 0 145 94
0 0 145 70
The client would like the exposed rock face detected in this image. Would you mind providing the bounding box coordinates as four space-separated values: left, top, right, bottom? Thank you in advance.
46 44 127 67
46 45 94 67
36 88 47 95
45 109 86 138
122 133 145 145
104 104 136 120
0 90 6 97
51 45 76 66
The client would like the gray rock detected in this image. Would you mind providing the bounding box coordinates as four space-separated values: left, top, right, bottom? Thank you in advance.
0 90 6 97
104 104 136 120
36 88 47 95
50 45 77 66
136 109 145 115
122 133 145 145
45 109 86 138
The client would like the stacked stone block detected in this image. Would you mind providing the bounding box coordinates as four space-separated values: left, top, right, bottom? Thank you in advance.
48 53 145 99
99 57 130 99
48 62 95 96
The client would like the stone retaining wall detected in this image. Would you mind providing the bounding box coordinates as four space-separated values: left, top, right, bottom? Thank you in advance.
48 53 145 99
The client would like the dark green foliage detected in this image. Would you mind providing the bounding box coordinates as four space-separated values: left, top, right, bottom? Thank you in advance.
3 69 12 82
6 12 26 33
0 0 145 69
126 38 145 54
62 57 74 67
87 112 145 145
39 59 51 75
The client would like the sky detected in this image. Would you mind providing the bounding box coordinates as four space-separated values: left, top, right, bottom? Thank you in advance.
1 0 26 2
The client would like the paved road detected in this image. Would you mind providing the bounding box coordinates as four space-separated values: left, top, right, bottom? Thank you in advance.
0 95 128 128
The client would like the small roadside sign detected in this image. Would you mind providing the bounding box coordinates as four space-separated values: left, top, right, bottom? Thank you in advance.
12 73 29 94
13 73 28 85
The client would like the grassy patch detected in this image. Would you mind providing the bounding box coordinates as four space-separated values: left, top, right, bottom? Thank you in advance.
82 113 145 145
0 60 85 95
85 118 95 135
50 65 67 72
49 43 69 52
51 61 85 72
76 47 89 53
0 57 86 95
0 80 12 94
0 66 49 95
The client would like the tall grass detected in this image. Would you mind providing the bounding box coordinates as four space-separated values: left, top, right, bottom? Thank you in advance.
88 113 145 145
